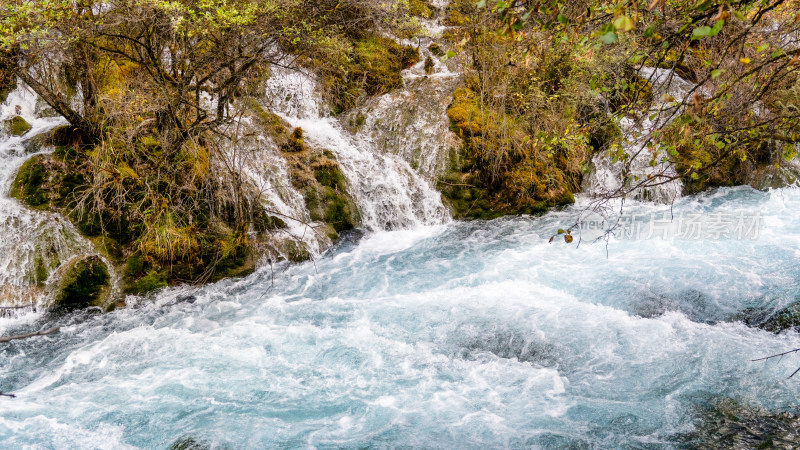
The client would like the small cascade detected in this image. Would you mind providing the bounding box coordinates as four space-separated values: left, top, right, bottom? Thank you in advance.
264 66 451 231
583 67 696 203
346 38 462 181
0 84 103 309
217 113 332 258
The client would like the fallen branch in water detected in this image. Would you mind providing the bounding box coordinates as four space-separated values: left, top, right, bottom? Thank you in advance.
752 348 800 362
0 392 15 398
753 348 800 378
0 327 60 344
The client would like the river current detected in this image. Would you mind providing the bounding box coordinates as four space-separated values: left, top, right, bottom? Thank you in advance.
2 186 800 448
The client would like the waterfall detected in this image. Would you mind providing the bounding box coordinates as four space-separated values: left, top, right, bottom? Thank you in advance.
264 66 451 231
583 67 695 203
347 39 462 182
0 84 99 308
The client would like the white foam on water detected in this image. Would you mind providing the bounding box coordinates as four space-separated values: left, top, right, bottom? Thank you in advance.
1 187 799 448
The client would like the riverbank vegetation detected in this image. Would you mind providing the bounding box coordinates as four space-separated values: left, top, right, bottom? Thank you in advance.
1 0 428 294
443 0 800 215
2 0 800 295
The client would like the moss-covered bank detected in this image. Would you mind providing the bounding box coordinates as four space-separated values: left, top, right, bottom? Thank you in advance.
10 140 254 296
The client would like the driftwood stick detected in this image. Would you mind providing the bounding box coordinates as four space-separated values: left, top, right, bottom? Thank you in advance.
0 326 60 344
0 392 15 398
752 348 800 362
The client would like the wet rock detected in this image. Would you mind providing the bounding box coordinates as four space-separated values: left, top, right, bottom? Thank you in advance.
760 302 800 334
22 125 71 153
168 437 211 450
52 256 110 310
680 398 800 449
3 115 32 136
750 160 800 190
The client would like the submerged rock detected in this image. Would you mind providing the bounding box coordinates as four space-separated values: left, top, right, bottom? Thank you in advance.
168 437 211 450
760 302 800 334
3 115 32 136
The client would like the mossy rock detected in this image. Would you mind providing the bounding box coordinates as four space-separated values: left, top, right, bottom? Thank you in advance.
125 268 168 295
253 210 288 233
10 155 50 209
23 125 74 153
4 115 32 136
285 240 311 263
53 256 110 310
325 35 419 113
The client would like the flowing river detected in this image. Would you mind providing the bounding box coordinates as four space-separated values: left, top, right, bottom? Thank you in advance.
2 185 800 448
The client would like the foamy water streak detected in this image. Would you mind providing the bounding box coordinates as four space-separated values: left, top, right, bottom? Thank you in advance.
1 187 800 447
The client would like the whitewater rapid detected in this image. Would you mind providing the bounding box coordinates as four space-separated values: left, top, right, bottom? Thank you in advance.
2 186 800 448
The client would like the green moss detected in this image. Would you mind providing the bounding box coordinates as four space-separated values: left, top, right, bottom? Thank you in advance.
327 35 419 113
409 0 433 18
286 240 311 263
424 56 435 74
4 116 31 136
313 161 345 190
10 155 49 209
243 97 288 140
254 211 288 233
34 256 48 286
124 254 145 279
128 269 168 294
282 127 305 152
323 187 355 232
24 125 75 153
94 236 124 263
54 256 110 309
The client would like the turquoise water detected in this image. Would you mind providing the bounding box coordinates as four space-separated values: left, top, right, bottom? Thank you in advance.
2 187 800 448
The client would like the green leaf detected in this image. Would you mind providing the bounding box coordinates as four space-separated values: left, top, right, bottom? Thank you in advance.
710 19 724 36
692 26 712 40
557 14 568 25
599 31 618 44
710 69 723 79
